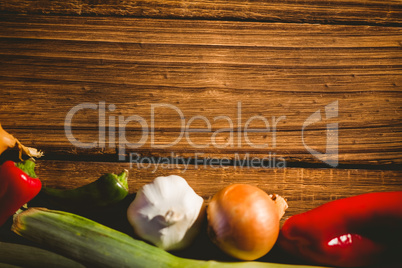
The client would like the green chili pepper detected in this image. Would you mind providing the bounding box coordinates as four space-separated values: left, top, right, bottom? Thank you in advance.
42 170 129 209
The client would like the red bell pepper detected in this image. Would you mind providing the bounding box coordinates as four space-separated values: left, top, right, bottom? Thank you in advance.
0 160 42 226
278 191 402 267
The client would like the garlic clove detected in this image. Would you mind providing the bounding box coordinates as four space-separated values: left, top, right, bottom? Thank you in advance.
127 175 205 251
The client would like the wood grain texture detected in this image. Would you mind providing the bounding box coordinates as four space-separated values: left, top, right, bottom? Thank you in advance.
0 15 401 165
35 160 402 220
0 2 401 265
0 0 401 26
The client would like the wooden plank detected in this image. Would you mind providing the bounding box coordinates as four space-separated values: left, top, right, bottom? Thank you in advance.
1 15 402 48
34 160 402 221
0 0 401 26
3 125 401 166
0 15 400 165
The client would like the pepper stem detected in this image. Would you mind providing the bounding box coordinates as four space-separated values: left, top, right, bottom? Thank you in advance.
116 169 129 189
15 159 37 178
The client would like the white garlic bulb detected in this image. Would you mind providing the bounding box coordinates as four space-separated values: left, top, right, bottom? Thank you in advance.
127 175 205 251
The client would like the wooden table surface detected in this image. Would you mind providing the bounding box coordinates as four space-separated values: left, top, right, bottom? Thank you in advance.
0 0 401 265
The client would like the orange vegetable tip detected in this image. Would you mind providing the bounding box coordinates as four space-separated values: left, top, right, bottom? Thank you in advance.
0 123 43 160
207 184 287 261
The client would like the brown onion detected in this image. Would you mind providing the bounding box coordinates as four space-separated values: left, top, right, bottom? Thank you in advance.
0 123 43 159
207 184 288 261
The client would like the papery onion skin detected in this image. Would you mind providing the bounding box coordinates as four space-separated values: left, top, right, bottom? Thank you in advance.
207 184 287 261
0 124 43 159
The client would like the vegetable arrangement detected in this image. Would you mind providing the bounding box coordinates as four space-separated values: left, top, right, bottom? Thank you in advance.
12 207 321 268
0 132 401 267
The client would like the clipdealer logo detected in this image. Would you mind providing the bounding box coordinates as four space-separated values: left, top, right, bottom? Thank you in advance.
302 100 339 167
64 101 338 170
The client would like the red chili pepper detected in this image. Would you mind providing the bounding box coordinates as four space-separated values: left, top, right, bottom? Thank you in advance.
278 191 402 267
0 160 42 226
